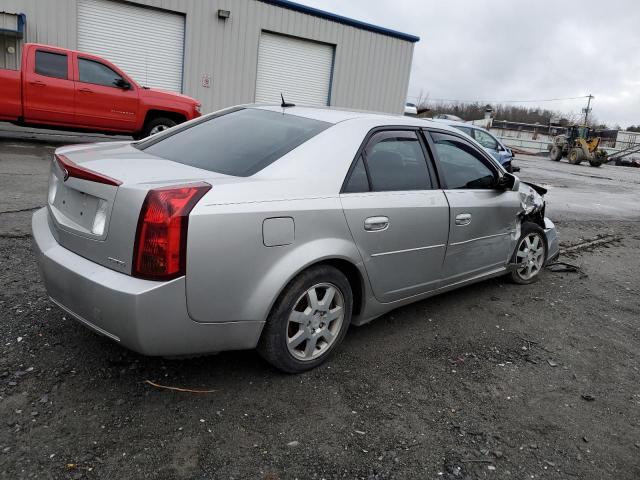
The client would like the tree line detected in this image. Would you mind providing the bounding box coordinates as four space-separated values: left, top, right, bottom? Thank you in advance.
416 99 614 129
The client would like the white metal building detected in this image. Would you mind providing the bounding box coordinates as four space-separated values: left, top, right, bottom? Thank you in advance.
0 0 419 114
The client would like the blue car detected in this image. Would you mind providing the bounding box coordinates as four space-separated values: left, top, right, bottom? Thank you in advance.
432 119 518 172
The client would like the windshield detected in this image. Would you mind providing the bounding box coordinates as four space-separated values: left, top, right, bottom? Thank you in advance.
139 108 331 177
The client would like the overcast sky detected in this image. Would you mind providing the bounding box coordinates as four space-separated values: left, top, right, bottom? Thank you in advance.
301 0 640 127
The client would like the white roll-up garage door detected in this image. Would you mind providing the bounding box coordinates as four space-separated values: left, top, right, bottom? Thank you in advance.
255 32 335 106
77 0 185 92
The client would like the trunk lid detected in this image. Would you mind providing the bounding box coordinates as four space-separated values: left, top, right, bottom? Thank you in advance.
46 141 234 275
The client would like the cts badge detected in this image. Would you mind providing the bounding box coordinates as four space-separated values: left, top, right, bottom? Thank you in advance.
107 256 126 267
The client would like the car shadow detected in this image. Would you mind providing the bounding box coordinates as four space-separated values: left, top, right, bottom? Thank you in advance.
63 272 522 386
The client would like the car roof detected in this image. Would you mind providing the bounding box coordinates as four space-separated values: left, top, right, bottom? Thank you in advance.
431 118 477 129
251 104 462 132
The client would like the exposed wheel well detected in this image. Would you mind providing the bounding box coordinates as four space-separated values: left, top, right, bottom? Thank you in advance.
318 259 364 317
263 258 366 328
523 208 545 230
143 110 187 127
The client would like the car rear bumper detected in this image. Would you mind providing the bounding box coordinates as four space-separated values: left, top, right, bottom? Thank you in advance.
32 208 264 356
544 217 560 262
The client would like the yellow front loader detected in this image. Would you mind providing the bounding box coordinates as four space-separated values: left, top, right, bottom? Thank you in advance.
549 125 608 167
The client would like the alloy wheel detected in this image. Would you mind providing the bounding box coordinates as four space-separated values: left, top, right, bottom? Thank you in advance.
515 233 545 280
149 124 171 135
286 283 344 361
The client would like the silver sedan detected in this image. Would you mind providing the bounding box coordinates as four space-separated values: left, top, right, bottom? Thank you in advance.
33 105 559 373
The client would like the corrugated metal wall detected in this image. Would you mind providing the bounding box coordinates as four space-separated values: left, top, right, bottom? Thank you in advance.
0 0 415 114
0 12 21 69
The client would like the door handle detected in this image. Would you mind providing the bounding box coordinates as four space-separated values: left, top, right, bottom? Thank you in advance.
78 88 93 93
29 81 46 87
364 216 389 232
455 213 472 226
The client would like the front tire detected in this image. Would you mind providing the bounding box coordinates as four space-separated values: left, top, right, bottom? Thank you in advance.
141 117 177 138
258 265 353 373
509 222 548 285
568 148 584 165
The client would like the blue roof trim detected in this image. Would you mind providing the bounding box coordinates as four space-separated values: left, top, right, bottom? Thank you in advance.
0 12 26 39
258 0 420 43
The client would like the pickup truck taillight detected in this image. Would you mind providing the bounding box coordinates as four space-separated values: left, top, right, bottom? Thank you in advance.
55 154 122 186
132 183 211 280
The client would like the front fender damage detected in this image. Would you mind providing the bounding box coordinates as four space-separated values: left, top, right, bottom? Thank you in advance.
507 181 548 269
519 182 546 218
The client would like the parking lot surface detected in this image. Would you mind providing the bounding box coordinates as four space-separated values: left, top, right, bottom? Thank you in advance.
1 132 639 479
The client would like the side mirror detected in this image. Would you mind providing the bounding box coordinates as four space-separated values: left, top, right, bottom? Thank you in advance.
496 172 518 191
115 78 131 90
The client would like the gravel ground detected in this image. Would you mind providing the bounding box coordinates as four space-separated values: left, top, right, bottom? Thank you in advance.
0 136 639 479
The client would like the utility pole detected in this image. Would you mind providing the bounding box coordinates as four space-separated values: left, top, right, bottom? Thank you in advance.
583 94 594 125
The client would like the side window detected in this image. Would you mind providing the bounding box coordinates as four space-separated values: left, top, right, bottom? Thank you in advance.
343 156 369 193
473 129 499 150
454 126 473 137
364 131 432 192
78 58 124 88
35 51 68 79
430 132 497 189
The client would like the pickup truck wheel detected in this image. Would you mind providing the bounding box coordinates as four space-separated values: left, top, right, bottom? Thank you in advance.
258 265 352 373
142 117 177 138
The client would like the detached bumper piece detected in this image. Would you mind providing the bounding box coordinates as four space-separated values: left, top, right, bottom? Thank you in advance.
544 217 560 263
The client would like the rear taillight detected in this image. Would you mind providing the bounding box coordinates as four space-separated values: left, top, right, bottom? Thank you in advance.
132 183 211 280
55 154 122 186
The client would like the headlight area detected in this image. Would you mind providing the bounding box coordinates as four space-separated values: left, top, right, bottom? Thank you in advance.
517 182 546 229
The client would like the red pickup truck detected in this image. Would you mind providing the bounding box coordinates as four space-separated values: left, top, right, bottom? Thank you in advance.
0 43 201 138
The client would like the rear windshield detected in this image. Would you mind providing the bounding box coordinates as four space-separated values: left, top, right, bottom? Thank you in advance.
139 108 331 177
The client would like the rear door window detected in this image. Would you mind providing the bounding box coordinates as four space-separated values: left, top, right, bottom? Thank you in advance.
453 125 473 136
363 131 433 191
139 108 331 177
473 129 499 150
343 156 370 193
35 51 68 79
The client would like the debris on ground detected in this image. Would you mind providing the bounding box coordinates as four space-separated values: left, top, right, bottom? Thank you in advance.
144 380 218 394
560 235 621 255
546 262 584 275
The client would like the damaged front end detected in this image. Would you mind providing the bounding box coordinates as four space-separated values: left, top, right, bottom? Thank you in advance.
509 180 560 265
519 181 546 226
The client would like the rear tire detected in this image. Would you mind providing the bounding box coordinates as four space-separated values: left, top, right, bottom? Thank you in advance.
549 145 563 161
509 222 548 285
258 265 353 373
141 117 177 138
